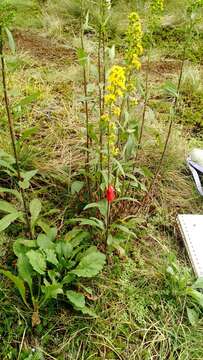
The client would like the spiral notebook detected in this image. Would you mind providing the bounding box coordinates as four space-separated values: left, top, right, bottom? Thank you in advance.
177 215 203 277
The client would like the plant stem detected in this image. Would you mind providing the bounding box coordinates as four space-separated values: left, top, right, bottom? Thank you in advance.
140 34 189 208
80 1 91 199
0 27 31 238
135 51 150 161
98 23 103 194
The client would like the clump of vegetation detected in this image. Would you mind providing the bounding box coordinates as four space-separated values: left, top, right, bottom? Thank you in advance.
0 0 203 358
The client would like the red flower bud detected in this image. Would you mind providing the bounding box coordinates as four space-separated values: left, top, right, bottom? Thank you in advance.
106 185 116 202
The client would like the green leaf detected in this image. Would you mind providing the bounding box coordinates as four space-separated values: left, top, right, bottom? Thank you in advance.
13 239 37 257
37 234 54 250
192 277 203 289
56 242 73 259
66 290 85 309
19 170 38 190
27 250 46 275
17 255 33 290
71 251 106 278
71 181 84 194
187 307 199 326
41 283 63 305
44 249 58 266
0 200 17 213
30 198 42 231
0 269 28 306
5 27 15 54
187 288 203 308
84 200 108 217
0 212 23 232
0 188 22 203
77 48 88 66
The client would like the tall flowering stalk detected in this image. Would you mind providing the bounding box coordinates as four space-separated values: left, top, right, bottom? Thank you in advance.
80 0 91 199
98 0 111 193
117 11 143 147
103 65 126 242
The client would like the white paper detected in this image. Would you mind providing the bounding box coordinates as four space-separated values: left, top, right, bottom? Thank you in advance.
177 214 203 277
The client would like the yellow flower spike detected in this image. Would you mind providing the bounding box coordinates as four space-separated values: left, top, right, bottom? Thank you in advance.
125 11 143 69
112 106 121 116
101 113 109 123
105 93 116 105
150 0 164 14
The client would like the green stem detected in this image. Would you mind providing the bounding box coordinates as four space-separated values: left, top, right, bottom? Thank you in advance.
0 27 31 238
80 1 91 200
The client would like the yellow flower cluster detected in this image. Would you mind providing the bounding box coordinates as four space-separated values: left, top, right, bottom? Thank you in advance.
125 12 143 70
150 0 164 14
101 65 126 157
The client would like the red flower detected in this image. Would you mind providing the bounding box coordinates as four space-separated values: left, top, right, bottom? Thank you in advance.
106 185 116 202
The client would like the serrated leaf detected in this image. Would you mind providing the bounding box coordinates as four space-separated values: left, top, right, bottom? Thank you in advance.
0 269 27 306
17 255 33 289
0 200 17 213
0 212 22 232
27 250 46 275
44 249 58 266
71 251 105 278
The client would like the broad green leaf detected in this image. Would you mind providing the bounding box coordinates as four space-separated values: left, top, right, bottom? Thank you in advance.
0 269 28 306
17 255 33 289
187 288 203 308
71 251 106 278
37 234 54 250
56 242 73 259
44 249 58 266
187 307 199 326
13 238 37 257
41 283 63 305
71 181 84 194
66 290 85 309
0 212 22 232
0 200 17 213
84 200 108 217
27 250 46 275
5 27 15 54
47 227 57 241
30 198 42 230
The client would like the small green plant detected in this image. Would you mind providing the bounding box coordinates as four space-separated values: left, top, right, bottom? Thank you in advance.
164 258 203 326
1 223 105 326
